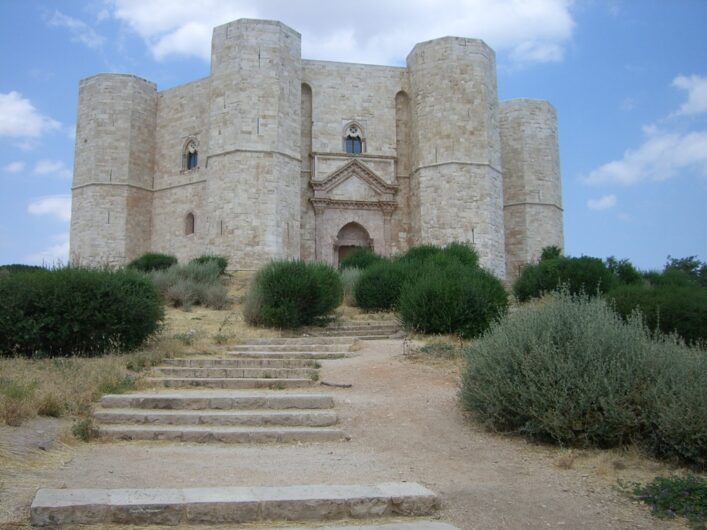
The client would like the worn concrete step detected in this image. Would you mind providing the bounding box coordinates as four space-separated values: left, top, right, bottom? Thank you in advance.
152 366 317 379
241 337 354 345
146 377 314 389
97 425 348 443
230 344 352 353
310 332 401 339
101 392 335 410
326 321 400 328
94 408 338 427
162 358 318 369
31 482 437 527
227 351 349 360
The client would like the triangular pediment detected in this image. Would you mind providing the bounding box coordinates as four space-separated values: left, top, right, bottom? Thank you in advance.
312 159 397 197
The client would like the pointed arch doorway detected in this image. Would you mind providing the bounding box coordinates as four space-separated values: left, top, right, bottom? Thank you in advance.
334 222 373 265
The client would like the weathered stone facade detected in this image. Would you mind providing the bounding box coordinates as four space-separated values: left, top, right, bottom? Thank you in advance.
70 18 563 280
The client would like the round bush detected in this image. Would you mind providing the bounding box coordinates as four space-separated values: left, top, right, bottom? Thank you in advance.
339 248 383 270
461 291 706 468
513 256 615 302
608 283 707 345
245 260 342 328
189 255 228 275
354 260 409 311
0 268 164 357
127 252 177 272
399 263 507 338
441 242 480 268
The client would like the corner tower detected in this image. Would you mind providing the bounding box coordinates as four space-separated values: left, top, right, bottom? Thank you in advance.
499 99 563 279
204 19 302 267
70 74 156 266
407 37 505 277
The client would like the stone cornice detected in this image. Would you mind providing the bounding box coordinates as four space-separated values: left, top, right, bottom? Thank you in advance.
311 197 397 213
413 161 503 174
72 180 207 193
504 201 563 211
206 148 301 163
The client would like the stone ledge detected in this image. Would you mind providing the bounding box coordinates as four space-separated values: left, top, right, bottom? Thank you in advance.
31 482 438 526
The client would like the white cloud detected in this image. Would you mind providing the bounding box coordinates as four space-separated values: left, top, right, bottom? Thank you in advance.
585 75 707 186
27 195 72 222
47 10 105 49
0 92 61 139
109 0 575 66
34 160 72 179
672 74 707 116
587 194 617 210
585 128 707 185
25 233 70 266
3 161 25 173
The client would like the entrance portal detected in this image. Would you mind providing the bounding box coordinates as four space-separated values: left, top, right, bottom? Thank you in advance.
334 222 372 265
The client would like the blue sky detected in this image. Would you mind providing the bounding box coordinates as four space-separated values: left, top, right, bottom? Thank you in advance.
1 0 705 270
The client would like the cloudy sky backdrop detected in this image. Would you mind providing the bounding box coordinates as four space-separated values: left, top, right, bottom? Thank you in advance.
1 0 705 269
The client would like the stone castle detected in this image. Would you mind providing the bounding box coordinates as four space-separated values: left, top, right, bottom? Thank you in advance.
70 18 563 280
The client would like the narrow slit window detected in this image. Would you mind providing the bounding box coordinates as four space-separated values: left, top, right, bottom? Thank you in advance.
185 213 195 235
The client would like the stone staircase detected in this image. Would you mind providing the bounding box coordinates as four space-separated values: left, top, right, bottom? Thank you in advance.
93 391 347 443
304 319 403 339
32 329 460 527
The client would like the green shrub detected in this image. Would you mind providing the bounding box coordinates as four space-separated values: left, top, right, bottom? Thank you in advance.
608 283 707 345
341 267 363 306
605 256 643 285
461 291 706 468
0 264 48 274
397 244 444 267
339 248 383 270
441 242 480 268
0 268 163 357
513 255 615 302
127 252 177 272
245 260 342 328
665 255 707 288
399 263 507 338
629 475 706 528
540 245 562 261
150 262 228 310
189 255 228 275
354 260 409 311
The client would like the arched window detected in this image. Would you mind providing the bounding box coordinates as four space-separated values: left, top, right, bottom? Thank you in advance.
183 139 198 171
344 124 363 154
185 213 195 235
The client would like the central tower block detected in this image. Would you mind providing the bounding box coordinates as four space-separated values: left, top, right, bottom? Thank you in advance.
407 37 505 277
205 19 302 267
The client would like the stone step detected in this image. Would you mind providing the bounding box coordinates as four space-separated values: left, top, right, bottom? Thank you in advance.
292 520 459 530
97 425 348 443
31 482 437 526
146 377 314 389
101 392 335 410
309 332 401 339
94 408 338 427
226 351 349 360
152 366 317 379
162 358 318 368
326 321 400 329
241 337 354 345
230 344 352 353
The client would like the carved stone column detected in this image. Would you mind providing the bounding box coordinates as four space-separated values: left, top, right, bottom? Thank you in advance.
311 199 327 261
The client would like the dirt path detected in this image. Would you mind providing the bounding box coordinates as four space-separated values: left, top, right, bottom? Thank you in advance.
1 340 685 529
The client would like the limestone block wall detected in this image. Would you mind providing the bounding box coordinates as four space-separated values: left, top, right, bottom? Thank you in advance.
204 19 302 268
70 74 157 265
408 37 505 277
500 99 563 279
